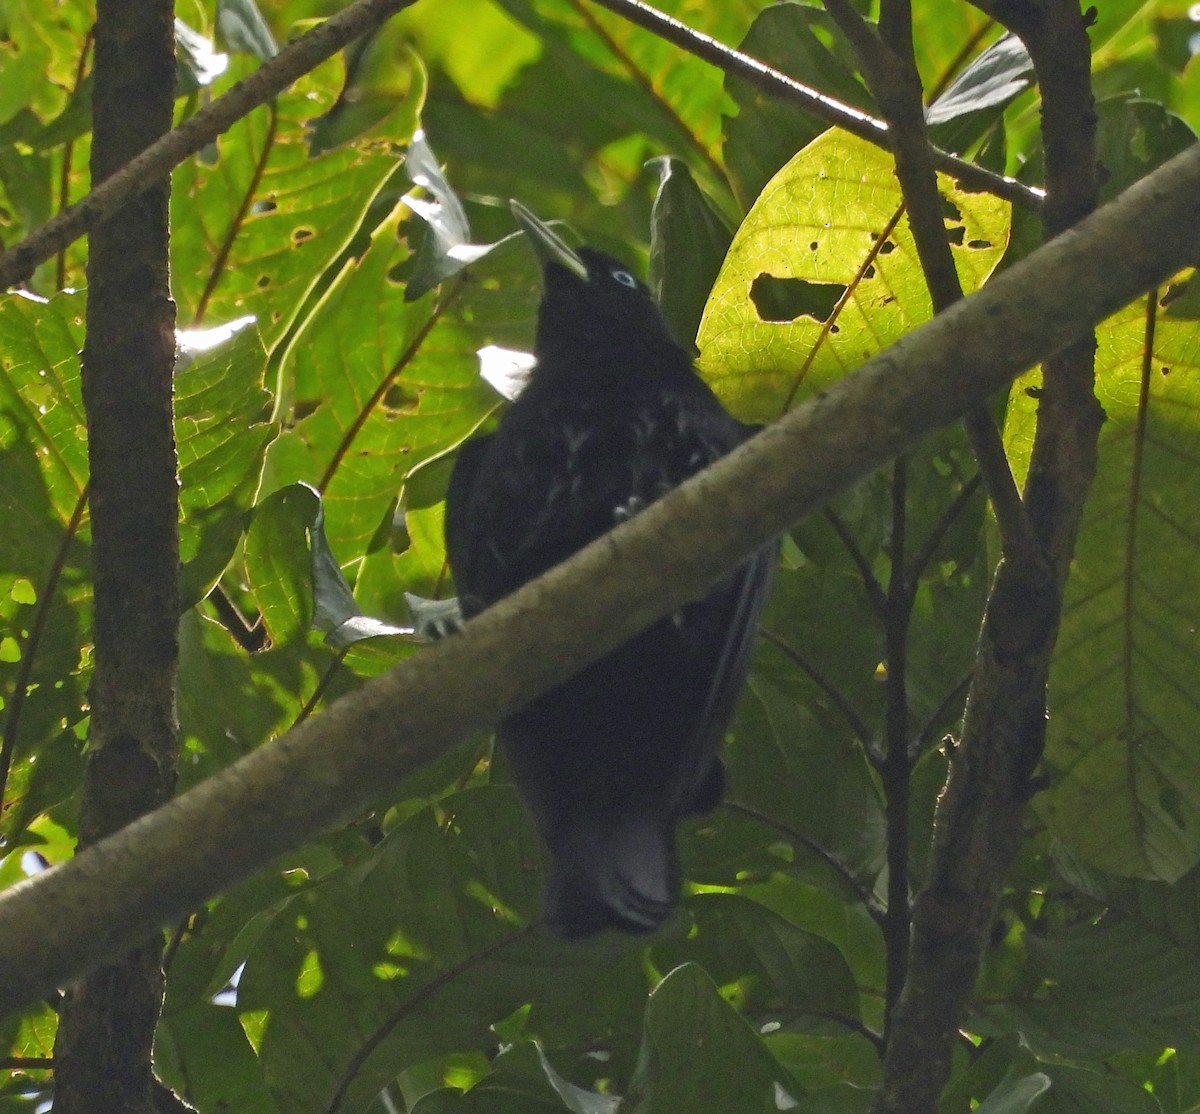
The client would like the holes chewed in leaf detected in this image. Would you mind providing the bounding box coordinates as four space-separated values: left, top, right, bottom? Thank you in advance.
967 239 993 249
878 240 897 255
293 228 315 243
946 225 966 246
383 383 420 414
750 274 846 324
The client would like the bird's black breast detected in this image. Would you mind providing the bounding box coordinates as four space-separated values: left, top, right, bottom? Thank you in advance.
446 367 747 613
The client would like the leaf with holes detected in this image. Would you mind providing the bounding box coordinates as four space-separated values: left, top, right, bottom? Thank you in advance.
697 129 1010 424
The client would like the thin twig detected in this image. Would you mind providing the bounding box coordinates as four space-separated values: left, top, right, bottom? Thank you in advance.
881 455 911 1026
926 18 996 104
0 0 420 289
909 670 972 762
759 626 882 765
722 799 885 921
570 0 729 191
823 507 888 615
324 927 534 1114
584 0 1043 210
905 473 983 590
55 29 94 291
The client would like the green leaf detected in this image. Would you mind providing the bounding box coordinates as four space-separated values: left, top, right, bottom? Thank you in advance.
974 1068 1051 1114
0 291 91 836
308 499 408 647
697 129 1010 423
926 33 1034 154
243 482 320 645
979 918 1200 1059
170 54 420 350
1025 291 1200 881
722 3 873 207
926 34 1033 126
655 892 861 1028
237 787 648 1114
175 18 229 94
648 156 733 352
176 317 277 608
308 30 427 155
266 200 525 557
626 963 801 1114
1039 1064 1162 1114
403 130 508 301
216 0 278 60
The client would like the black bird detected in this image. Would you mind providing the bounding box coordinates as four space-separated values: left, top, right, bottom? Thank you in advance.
444 203 774 938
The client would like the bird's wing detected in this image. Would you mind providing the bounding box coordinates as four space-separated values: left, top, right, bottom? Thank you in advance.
676 542 776 815
444 432 495 614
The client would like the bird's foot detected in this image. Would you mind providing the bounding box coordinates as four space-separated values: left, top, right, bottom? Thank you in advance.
405 593 465 641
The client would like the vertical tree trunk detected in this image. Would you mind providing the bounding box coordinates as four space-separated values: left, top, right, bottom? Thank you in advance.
51 1 180 1111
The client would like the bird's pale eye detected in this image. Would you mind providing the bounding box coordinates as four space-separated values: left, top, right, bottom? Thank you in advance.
610 269 638 289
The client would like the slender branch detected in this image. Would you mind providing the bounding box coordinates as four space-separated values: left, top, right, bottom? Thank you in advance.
55 29 94 292
325 928 533 1114
910 671 973 763
205 587 267 653
872 4 1103 1110
905 473 983 589
583 0 1043 211
0 0 420 289
926 18 995 104
827 0 1038 570
881 457 911 1028
961 411 1041 567
824 508 888 616
569 0 729 190
0 146 1196 1014
722 800 884 921
759 626 882 765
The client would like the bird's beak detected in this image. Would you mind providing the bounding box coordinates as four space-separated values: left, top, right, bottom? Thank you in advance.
510 200 590 282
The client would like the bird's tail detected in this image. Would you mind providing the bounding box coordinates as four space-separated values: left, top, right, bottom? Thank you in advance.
545 814 680 939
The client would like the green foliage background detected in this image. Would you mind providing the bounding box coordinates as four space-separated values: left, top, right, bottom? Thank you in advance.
1 0 1200 1111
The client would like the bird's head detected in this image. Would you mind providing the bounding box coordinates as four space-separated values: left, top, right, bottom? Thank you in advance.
511 201 678 363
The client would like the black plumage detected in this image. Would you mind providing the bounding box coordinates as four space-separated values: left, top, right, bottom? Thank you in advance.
445 208 774 937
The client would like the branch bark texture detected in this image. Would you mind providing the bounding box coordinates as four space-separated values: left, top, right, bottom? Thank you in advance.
0 141 1197 1019
585 0 1043 210
874 4 1102 1111
51 0 178 1110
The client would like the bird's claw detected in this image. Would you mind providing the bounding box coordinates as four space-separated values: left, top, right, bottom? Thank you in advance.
405 593 465 641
